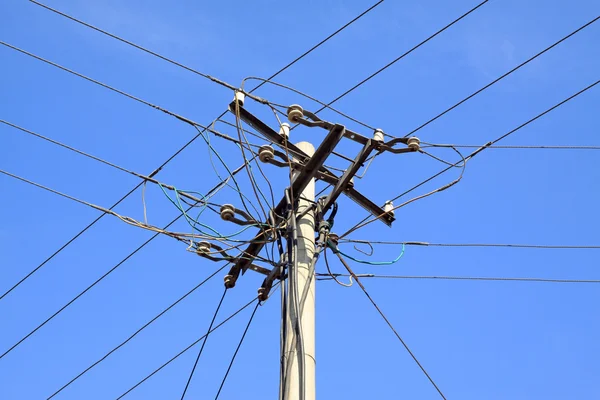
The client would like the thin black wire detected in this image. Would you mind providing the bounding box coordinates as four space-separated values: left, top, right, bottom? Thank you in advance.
27 1 237 90
0 40 213 129
0 1 383 300
317 274 600 284
45 264 228 399
0 119 146 176
423 144 600 150
335 252 447 399
115 297 258 400
340 239 600 249
249 0 384 92
313 0 489 114
403 15 600 138
341 78 600 238
0 168 238 359
180 289 228 400
214 301 261 399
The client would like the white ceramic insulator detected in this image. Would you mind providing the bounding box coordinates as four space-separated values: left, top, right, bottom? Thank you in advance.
233 91 245 106
407 137 420 151
197 241 211 253
373 129 385 142
384 200 395 217
279 122 291 140
220 204 235 221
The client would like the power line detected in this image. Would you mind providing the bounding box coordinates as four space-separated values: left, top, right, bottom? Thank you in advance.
423 144 600 150
332 251 447 399
116 297 259 399
316 274 600 284
214 301 261 400
45 263 228 399
180 289 228 400
0 0 384 301
248 1 384 92
403 15 600 138
341 78 600 238
0 162 251 359
314 0 490 113
340 239 600 249
0 40 213 129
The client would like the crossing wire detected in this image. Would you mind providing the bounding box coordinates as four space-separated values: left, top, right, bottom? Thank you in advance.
180 289 228 400
341 78 600 238
214 301 261 400
333 251 447 399
402 15 600 138
0 0 384 300
0 161 250 360
312 0 490 114
116 297 259 399
45 263 229 399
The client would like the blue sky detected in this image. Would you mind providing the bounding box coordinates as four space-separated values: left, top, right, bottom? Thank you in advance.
1 0 600 399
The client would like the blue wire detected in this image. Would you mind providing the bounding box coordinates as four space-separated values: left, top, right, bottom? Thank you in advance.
158 183 266 240
327 240 405 266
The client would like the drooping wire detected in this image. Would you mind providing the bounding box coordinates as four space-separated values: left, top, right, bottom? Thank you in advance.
329 241 405 266
341 78 600 238
45 263 229 399
213 301 261 399
402 14 600 138
180 288 228 400
332 251 447 399
0 167 244 359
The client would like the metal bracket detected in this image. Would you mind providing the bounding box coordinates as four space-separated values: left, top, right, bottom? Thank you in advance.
321 139 378 215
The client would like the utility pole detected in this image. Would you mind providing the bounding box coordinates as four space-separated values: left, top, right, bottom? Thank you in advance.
283 142 316 400
196 93 421 400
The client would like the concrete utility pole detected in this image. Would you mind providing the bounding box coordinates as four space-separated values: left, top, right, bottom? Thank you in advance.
284 142 316 400
210 95 419 400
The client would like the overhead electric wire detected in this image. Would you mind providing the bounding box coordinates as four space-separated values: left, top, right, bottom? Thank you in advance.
332 251 447 399
312 0 489 115
180 289 228 400
46 263 229 399
341 78 600 238
316 273 600 284
422 143 600 150
340 239 600 249
116 297 257 399
403 14 600 138
0 162 252 360
213 301 261 400
248 0 385 92
0 1 385 301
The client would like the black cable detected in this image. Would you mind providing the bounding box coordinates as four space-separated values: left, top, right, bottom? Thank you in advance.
115 297 258 400
312 0 489 114
214 301 261 400
0 169 239 359
423 144 600 150
333 252 447 399
403 15 600 138
341 78 600 238
341 240 600 249
27 1 239 91
45 264 228 399
316 273 600 284
180 288 228 400
0 123 213 301
1 1 383 301
249 0 384 92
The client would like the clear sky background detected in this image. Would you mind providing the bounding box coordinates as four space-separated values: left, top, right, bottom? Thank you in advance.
1 0 600 399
